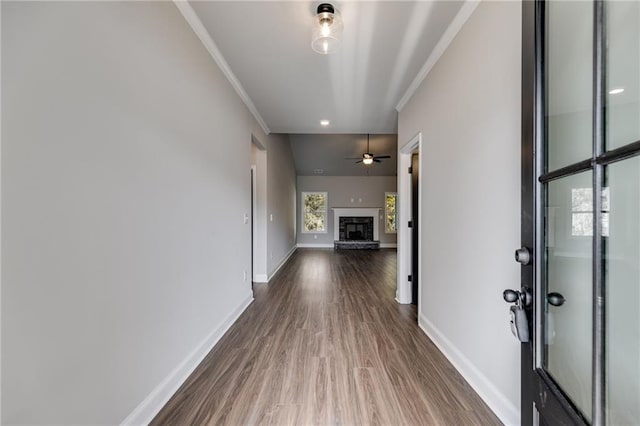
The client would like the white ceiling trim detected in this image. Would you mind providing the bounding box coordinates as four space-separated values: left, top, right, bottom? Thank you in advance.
395 0 480 112
173 0 271 135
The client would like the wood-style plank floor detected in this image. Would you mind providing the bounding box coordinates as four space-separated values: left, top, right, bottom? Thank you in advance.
152 249 501 425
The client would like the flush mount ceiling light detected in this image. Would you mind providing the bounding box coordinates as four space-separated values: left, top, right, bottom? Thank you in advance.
320 119 330 126
311 3 343 55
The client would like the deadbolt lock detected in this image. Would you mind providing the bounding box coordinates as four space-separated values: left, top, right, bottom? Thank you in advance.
515 246 531 265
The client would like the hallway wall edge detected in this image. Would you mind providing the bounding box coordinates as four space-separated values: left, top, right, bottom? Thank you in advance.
121 294 254 426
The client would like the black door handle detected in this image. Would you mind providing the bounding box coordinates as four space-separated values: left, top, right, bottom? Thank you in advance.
547 292 566 306
503 287 532 306
503 289 519 303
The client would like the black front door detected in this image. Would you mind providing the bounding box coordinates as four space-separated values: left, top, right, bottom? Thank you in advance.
520 1 640 425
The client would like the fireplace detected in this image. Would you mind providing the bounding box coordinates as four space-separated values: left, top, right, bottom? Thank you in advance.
339 216 374 241
332 208 381 249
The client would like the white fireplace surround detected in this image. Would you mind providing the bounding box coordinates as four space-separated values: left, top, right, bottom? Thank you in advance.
333 208 381 241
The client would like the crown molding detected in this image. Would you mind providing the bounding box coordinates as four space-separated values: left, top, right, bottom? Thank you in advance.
173 1 271 135
395 0 480 112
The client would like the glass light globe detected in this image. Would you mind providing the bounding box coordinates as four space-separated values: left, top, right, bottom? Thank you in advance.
311 6 342 55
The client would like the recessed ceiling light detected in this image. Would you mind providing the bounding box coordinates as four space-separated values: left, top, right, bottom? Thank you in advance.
313 169 324 174
320 120 330 126
609 88 625 95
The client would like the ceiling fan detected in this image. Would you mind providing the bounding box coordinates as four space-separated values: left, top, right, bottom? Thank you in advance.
345 134 391 165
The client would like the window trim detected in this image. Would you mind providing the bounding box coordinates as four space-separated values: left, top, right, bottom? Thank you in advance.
385 192 398 234
301 191 328 234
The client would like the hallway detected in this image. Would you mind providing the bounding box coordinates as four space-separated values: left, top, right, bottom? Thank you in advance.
152 249 501 425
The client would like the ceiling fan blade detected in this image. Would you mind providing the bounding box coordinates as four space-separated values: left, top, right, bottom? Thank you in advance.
373 159 381 163
373 155 391 159
344 157 363 160
355 160 363 164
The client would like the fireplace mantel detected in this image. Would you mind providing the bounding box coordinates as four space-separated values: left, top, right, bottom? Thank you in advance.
332 207 381 241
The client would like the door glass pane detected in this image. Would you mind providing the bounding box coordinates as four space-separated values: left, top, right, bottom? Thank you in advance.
606 157 640 424
544 171 593 421
546 0 593 171
607 1 640 150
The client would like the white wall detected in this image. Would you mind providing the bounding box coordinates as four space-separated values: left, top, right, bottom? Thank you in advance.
265 135 297 277
296 176 397 246
1 2 268 423
251 128 297 281
398 2 521 425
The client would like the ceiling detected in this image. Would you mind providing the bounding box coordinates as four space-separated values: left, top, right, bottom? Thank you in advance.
189 1 465 134
289 134 397 176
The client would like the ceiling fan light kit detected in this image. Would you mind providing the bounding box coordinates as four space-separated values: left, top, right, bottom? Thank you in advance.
311 3 342 55
345 134 392 166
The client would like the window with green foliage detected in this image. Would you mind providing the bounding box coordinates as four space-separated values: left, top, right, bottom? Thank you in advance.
571 187 609 237
385 192 397 233
302 192 327 233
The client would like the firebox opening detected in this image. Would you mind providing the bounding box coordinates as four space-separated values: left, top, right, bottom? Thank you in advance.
339 216 374 241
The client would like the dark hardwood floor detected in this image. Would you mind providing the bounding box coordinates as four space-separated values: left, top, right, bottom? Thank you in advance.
152 249 501 425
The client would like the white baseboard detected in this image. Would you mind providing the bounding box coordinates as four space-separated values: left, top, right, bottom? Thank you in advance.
418 312 519 426
121 293 254 426
395 296 411 305
254 274 268 283
296 243 333 248
380 243 397 248
267 246 296 282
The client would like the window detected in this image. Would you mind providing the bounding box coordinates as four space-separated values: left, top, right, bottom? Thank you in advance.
302 192 327 233
571 187 609 237
385 192 397 233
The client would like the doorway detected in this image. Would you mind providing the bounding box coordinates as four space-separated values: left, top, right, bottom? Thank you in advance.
411 152 419 305
520 1 640 424
251 165 256 288
251 137 268 283
397 133 422 306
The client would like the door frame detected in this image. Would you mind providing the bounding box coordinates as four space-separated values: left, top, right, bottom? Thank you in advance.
251 135 268 283
397 132 422 305
520 1 537 423
251 165 257 286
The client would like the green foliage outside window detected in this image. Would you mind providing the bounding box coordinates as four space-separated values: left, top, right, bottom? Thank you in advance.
386 193 397 232
304 192 326 232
